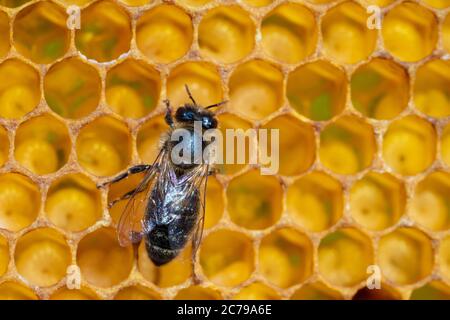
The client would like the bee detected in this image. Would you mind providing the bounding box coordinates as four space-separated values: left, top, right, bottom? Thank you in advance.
98 85 225 267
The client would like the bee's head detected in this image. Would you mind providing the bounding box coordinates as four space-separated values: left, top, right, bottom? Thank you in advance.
175 105 218 129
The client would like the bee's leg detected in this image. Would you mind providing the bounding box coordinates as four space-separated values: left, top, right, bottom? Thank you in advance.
96 164 151 189
163 99 174 128
107 188 139 208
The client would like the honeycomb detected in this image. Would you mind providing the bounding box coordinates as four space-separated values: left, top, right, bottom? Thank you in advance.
0 0 449 301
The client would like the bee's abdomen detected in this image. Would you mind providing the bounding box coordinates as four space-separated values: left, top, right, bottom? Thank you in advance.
146 225 180 266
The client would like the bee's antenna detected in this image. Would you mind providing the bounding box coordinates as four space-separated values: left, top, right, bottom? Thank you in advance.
205 100 228 109
184 84 197 105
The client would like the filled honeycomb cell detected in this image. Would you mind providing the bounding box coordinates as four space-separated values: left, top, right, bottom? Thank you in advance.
290 282 343 300
167 62 223 108
199 229 254 287
0 281 37 300
13 1 69 64
242 0 272 7
350 172 406 231
228 60 283 120
232 282 281 300
444 14 450 53
261 3 317 64
321 1 377 64
439 235 450 281
382 115 436 176
45 173 102 232
352 284 401 300
76 116 132 176
114 285 160 300
50 286 99 300
0 235 8 277
442 124 450 167
351 58 409 120
198 5 255 64
378 227 433 285
106 59 161 119
15 114 71 175
287 171 343 232
362 0 395 7
136 5 193 64
287 60 347 121
138 241 192 288
0 125 8 167
410 171 450 231
14 228 71 287
0 0 31 8
75 0 131 63
410 281 450 300
136 115 166 164
320 115 376 175
423 0 450 8
44 57 101 119
0 59 40 119
318 228 373 287
227 170 282 230
175 286 222 300
261 115 315 176
0 10 9 58
382 2 438 62
414 59 450 118
77 228 133 288
259 228 313 288
204 177 224 229
0 173 40 231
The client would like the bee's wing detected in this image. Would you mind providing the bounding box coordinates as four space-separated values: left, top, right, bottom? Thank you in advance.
117 150 165 247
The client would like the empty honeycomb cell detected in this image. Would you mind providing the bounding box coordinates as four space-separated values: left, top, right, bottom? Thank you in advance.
0 234 8 276
0 0 31 8
0 173 40 231
352 285 401 300
77 228 133 288
15 228 71 287
114 285 161 300
76 116 132 177
287 60 347 121
15 114 71 175
176 0 213 7
50 286 99 300
422 0 449 9
350 172 406 231
0 59 40 119
443 124 450 166
444 14 450 53
414 59 450 118
106 59 161 119
232 282 281 300
382 2 438 62
75 0 131 63
290 282 343 300
362 0 395 7
44 57 101 119
137 115 167 165
287 171 343 232
259 228 313 288
243 0 272 7
351 58 409 120
382 115 436 176
318 228 373 287
439 235 450 281
136 5 193 64
199 229 254 287
227 170 282 230
13 1 69 64
45 173 102 232
175 285 222 300
0 281 37 300
138 241 192 288
261 3 317 64
57 0 92 5
410 281 450 300
167 62 223 108
0 10 9 58
378 227 433 285
321 2 377 64
228 60 283 120
410 171 450 231
198 5 255 64
0 125 8 167
320 115 376 175
216 113 252 175
204 177 224 229
261 115 315 176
